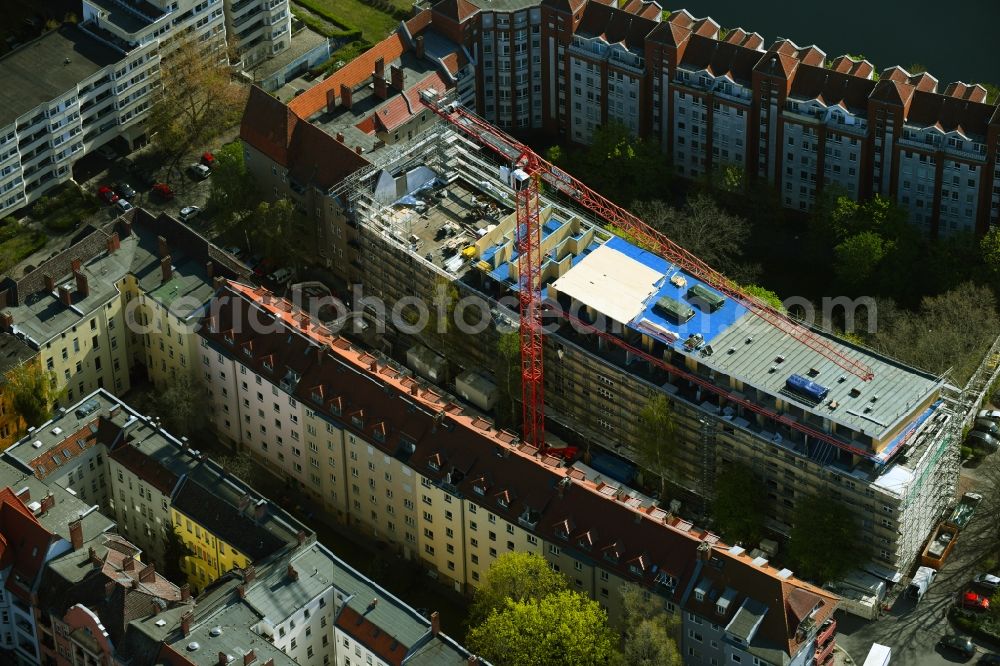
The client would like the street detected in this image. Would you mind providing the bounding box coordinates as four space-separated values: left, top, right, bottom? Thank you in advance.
836 456 1000 665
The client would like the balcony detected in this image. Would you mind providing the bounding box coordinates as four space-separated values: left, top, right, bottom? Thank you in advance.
814 639 835 664
816 618 836 647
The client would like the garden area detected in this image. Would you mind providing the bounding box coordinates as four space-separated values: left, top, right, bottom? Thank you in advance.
0 217 46 276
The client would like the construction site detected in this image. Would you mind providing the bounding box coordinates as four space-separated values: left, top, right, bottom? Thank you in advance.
329 94 962 581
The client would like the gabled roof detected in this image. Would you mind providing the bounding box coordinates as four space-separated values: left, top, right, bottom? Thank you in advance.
239 87 299 166
336 605 410 666
367 72 449 133
0 487 58 596
574 1 659 51
788 63 877 114
109 444 179 496
646 20 691 48
906 89 995 138
431 0 479 22
678 33 763 84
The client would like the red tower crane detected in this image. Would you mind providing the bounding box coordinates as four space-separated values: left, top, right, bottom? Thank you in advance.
422 96 875 451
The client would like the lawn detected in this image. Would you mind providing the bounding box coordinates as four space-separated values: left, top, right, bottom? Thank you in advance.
293 0 397 42
0 218 46 276
30 182 100 232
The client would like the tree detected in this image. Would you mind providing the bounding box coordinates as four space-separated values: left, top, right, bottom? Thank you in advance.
741 283 785 312
787 494 867 582
575 122 669 204
981 83 1000 105
7 362 61 430
712 463 767 545
619 583 681 666
466 591 619 666
981 227 1000 281
157 374 207 438
244 199 310 269
635 395 677 499
833 231 892 288
148 37 248 180
494 331 520 429
216 451 258 487
632 195 755 281
469 551 568 626
208 142 258 229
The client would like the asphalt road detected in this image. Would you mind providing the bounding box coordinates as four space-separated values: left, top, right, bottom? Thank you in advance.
836 456 1000 665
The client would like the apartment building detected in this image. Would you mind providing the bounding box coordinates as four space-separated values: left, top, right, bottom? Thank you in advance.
0 210 247 402
0 389 481 665
0 336 37 449
197 280 839 665
223 0 292 70
393 2 1000 234
0 0 297 219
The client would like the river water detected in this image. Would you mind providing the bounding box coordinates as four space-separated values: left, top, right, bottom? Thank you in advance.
673 0 1000 88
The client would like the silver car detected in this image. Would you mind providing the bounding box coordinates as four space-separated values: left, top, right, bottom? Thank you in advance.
974 573 1000 590
179 205 201 222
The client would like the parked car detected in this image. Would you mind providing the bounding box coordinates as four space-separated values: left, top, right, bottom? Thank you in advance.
974 574 1000 591
974 418 1000 435
253 257 274 277
114 182 137 199
979 653 1000 664
152 183 174 200
223 245 242 258
188 163 211 180
269 267 293 284
979 409 1000 421
97 185 119 205
960 590 991 612
968 431 999 453
939 634 975 658
115 199 133 213
95 144 118 160
179 206 201 222
201 151 215 168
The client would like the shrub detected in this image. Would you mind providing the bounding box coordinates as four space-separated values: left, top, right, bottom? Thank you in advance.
31 196 51 218
961 445 974 460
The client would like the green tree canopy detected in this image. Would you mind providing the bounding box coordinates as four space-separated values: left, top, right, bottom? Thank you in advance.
469 551 568 627
981 227 1000 281
619 583 681 665
741 284 785 313
466 591 619 666
787 494 867 582
208 142 258 229
635 394 677 499
712 463 768 545
7 362 60 430
575 122 669 204
157 374 208 438
245 199 310 269
834 231 893 288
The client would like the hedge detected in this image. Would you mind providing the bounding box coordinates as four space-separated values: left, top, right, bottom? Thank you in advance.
948 606 1000 643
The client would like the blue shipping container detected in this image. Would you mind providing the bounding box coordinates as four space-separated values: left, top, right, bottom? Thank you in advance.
785 374 830 402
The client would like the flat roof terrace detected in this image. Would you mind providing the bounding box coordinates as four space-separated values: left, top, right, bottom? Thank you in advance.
0 25 122 127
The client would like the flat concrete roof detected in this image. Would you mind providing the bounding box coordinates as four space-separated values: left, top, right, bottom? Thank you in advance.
0 25 122 128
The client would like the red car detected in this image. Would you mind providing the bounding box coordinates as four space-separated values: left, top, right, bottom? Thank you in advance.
960 590 990 612
97 185 119 205
253 257 275 277
152 183 174 200
201 152 215 168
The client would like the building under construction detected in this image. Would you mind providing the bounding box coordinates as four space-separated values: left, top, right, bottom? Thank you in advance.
330 113 960 580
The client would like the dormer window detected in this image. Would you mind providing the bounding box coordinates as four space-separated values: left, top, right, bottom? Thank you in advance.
577 530 593 551
695 590 704 602
496 490 510 509
427 454 442 471
351 414 363 428
263 358 273 371
242 346 252 357
311 390 323 404
223 331 234 344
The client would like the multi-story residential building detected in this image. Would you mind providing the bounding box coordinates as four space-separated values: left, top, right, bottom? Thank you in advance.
198 280 840 665
0 335 37 448
0 210 246 401
0 390 481 666
0 0 295 219
384 3 1000 234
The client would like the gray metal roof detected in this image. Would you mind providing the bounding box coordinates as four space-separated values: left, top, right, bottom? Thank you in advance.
726 596 769 643
0 25 122 127
704 315 942 441
168 602 297 666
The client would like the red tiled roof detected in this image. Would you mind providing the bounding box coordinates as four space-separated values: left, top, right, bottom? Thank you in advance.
370 72 449 133
431 0 479 22
906 89 995 137
0 487 57 597
679 33 763 83
440 52 461 75
109 444 180 496
239 86 300 166
789 63 877 113
405 8 432 36
29 422 102 479
336 605 409 665
646 19 692 48
575 1 659 51
288 33 408 119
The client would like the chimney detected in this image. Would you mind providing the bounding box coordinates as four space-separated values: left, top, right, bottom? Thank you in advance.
40 492 55 515
326 88 337 113
374 76 388 100
122 219 132 237
237 584 247 598
140 563 156 582
416 35 425 59
0 312 11 333
0 287 7 311
263 660 274 666
243 649 257 666
71 258 81 273
341 83 353 110
213 276 226 291
124 557 137 571
391 65 404 91
107 232 120 254
287 564 298 582
374 57 385 78
206 261 214 279
410 382 418 396
157 236 168 258
336 131 345 143
430 611 440 636
181 611 194 636
15 488 29 502
180 583 191 601
468 658 479 665
218 652 229 666
151 601 160 616
244 565 257 584
105 580 117 597
58 285 72 306
254 501 268 521
74 270 89 298
69 518 83 550
161 255 172 283
296 531 307 545
354 146 363 155
44 274 55 291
